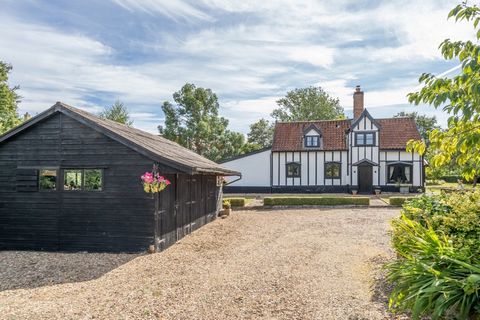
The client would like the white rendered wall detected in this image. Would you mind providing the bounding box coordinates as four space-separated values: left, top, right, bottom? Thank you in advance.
221 149 271 186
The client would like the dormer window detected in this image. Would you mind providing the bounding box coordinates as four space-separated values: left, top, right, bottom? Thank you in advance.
305 135 320 147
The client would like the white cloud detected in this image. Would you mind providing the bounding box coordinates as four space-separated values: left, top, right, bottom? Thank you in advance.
1 0 471 134
111 0 212 21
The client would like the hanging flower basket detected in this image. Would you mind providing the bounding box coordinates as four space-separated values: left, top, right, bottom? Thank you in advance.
141 172 171 194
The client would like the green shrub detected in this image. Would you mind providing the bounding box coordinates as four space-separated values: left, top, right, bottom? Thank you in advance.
401 191 480 258
441 174 462 183
387 191 480 319
263 197 369 206
222 199 231 209
389 197 410 206
223 198 246 207
387 214 480 319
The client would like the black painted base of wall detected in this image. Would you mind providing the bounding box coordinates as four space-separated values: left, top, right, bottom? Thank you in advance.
224 185 425 194
223 186 272 193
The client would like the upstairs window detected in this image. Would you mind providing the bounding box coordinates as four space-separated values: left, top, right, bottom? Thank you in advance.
286 162 301 178
325 162 341 179
388 164 412 184
64 169 103 191
355 132 375 146
305 135 320 147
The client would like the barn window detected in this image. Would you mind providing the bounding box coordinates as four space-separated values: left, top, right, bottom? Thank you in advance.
39 169 57 190
325 162 341 179
286 162 301 178
85 169 103 191
355 132 375 146
64 169 103 191
388 164 412 184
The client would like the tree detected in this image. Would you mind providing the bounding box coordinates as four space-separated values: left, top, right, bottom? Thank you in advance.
271 86 345 121
247 118 274 148
407 2 480 184
394 112 440 144
0 61 22 134
160 83 245 161
99 100 133 126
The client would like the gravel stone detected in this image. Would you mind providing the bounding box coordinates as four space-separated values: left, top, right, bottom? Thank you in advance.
0 207 407 319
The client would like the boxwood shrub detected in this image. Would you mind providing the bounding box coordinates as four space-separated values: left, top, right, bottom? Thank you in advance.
223 197 246 207
389 197 409 206
263 197 369 206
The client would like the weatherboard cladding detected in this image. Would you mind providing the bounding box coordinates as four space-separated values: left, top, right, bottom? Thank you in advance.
0 102 238 176
272 117 421 151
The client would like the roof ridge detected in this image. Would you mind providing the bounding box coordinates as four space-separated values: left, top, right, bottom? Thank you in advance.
275 119 350 124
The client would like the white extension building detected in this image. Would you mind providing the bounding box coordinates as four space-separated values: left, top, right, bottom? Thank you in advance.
221 86 425 194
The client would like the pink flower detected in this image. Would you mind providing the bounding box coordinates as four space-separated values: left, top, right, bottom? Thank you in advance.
141 172 154 183
165 179 171 186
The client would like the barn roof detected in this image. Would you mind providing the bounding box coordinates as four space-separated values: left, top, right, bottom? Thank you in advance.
0 102 239 176
272 116 421 151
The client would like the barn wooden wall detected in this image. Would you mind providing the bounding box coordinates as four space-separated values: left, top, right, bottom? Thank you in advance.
0 113 222 252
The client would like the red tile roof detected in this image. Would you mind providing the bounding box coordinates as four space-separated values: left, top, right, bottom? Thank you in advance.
272 120 351 151
271 117 421 151
377 117 422 149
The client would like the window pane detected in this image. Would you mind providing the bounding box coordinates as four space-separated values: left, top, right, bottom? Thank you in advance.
305 136 318 147
287 163 300 177
325 163 340 178
85 169 102 191
365 133 374 145
356 134 364 145
64 170 83 190
39 169 57 190
404 166 411 183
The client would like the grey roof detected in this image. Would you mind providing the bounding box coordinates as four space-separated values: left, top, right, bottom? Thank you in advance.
0 102 240 176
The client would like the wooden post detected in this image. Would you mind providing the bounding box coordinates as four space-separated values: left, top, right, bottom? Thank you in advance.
153 163 159 252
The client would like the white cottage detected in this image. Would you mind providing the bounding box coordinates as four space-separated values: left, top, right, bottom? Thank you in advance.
221 86 425 194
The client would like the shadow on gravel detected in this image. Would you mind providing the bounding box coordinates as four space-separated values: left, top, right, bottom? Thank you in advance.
369 255 412 320
0 251 141 291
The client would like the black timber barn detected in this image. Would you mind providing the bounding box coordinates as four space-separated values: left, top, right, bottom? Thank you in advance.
0 102 239 252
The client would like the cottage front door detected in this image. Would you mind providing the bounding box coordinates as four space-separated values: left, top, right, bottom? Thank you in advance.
358 165 373 194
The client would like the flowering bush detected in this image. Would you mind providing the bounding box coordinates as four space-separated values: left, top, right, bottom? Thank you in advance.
141 172 171 193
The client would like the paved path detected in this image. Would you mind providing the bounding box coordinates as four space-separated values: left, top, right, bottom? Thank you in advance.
0 208 404 320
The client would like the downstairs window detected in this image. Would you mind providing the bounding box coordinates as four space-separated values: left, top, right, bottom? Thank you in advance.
388 164 412 184
286 162 301 178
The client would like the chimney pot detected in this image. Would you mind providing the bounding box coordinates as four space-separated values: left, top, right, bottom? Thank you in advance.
353 86 364 119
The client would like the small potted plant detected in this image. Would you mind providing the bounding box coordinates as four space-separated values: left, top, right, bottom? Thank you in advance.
395 179 410 194
221 200 231 217
374 186 381 195
351 187 358 195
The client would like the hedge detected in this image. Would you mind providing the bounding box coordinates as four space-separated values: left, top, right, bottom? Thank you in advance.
389 197 410 206
263 197 369 206
440 175 462 183
223 197 246 207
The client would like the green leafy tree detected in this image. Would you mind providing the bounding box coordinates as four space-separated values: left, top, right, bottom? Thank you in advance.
0 61 22 134
407 2 480 184
271 86 345 121
160 83 245 161
247 118 274 148
99 100 133 126
394 111 440 144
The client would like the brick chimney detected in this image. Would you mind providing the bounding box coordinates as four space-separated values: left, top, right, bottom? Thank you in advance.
353 85 364 119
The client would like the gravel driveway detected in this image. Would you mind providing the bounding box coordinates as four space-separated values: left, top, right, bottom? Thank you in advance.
0 207 403 320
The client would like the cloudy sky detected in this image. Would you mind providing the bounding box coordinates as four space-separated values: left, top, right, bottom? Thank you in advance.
0 0 475 134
